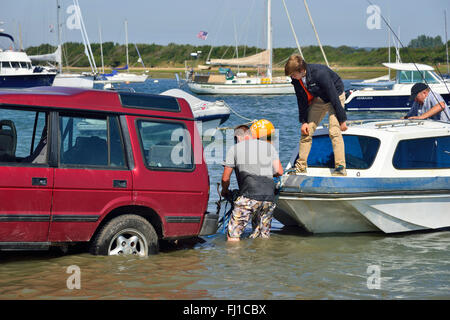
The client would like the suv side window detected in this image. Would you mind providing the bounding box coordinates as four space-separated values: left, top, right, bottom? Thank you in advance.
136 120 193 170
0 107 48 165
59 113 126 168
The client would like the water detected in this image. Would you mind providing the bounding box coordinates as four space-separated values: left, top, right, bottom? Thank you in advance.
1 79 449 300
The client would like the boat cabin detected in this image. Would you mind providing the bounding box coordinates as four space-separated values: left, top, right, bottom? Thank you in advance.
382 63 444 84
286 119 450 178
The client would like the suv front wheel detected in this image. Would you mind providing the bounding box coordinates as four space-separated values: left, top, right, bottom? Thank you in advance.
90 214 159 257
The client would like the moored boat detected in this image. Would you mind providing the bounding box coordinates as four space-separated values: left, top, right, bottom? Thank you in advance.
0 32 56 88
186 0 302 96
275 119 450 234
345 63 450 111
160 88 230 135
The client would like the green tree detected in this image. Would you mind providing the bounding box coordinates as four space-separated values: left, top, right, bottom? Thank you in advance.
408 35 443 48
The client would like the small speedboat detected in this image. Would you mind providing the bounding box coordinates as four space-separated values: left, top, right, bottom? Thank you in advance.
275 119 450 234
345 63 450 111
160 89 230 136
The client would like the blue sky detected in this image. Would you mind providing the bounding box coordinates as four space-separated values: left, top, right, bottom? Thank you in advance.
1 0 450 49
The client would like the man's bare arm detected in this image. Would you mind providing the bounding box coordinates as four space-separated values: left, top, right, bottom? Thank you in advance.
221 166 233 196
409 102 446 120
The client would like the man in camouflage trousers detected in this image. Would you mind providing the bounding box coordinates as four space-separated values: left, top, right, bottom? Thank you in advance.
221 124 283 241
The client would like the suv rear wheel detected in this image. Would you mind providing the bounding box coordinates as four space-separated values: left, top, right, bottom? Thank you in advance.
90 214 159 256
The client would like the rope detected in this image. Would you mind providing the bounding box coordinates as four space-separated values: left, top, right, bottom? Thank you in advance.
217 120 256 131
227 104 256 122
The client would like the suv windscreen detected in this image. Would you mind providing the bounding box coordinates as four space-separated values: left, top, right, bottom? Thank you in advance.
136 120 193 170
59 114 126 168
0 107 48 165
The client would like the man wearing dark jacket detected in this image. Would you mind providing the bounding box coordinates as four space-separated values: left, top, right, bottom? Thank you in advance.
285 54 348 176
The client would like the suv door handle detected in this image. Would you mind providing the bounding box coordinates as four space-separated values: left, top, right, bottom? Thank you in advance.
32 177 47 186
113 180 127 188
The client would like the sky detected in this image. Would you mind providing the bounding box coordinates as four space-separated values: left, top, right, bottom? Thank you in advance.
1 0 450 50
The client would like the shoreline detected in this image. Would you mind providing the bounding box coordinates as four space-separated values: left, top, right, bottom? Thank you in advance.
65 65 449 80
64 66 388 80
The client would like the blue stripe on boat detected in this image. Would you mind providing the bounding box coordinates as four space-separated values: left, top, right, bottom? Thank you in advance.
281 176 450 194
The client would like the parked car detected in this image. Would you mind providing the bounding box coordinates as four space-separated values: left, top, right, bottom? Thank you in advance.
0 86 218 256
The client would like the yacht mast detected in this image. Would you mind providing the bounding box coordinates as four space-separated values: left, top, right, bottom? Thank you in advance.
281 0 304 59
234 17 239 74
267 0 272 80
99 21 104 74
125 19 129 73
387 7 391 79
56 0 62 73
303 0 329 67
445 9 449 75
74 0 97 73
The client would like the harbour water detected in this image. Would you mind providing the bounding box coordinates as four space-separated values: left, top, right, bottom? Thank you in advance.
0 79 449 300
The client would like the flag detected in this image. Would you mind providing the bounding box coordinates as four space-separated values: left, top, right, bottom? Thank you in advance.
49 24 54 33
197 31 208 40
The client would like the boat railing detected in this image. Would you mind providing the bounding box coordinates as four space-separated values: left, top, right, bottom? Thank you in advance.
374 119 425 129
323 119 426 129
322 119 387 128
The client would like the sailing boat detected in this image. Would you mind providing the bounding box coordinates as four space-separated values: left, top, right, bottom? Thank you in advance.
50 0 95 88
95 20 148 84
27 0 94 88
187 0 294 95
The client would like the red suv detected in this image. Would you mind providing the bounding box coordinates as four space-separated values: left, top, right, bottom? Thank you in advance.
0 87 217 256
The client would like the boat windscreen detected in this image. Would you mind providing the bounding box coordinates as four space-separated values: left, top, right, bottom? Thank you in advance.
304 135 381 169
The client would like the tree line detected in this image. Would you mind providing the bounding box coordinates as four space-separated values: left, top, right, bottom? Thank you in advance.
26 39 450 69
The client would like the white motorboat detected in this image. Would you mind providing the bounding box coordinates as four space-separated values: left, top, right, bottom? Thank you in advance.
345 63 450 111
275 119 450 234
0 32 56 88
160 89 230 135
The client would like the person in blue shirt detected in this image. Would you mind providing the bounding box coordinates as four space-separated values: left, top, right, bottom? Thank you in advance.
404 83 450 122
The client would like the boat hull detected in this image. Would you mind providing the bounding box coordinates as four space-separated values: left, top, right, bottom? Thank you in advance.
345 92 450 112
0 73 56 88
276 175 450 234
276 193 450 234
95 73 148 84
53 74 94 88
187 82 295 95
